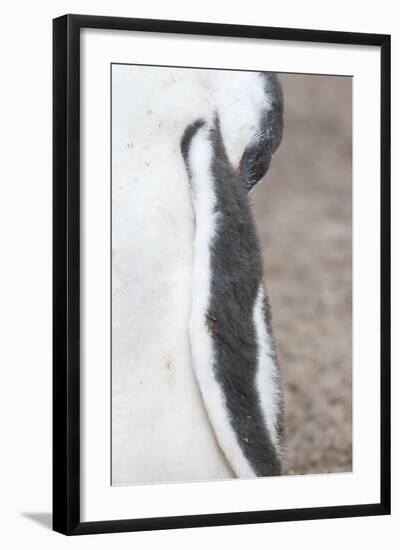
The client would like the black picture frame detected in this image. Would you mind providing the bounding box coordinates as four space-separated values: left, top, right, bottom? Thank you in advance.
53 14 391 536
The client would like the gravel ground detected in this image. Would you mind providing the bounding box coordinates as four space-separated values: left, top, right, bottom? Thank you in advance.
252 73 352 475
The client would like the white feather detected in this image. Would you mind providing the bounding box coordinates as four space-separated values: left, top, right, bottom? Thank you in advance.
254 285 281 453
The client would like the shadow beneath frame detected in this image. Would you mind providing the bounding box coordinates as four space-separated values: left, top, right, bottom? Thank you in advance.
22 512 52 530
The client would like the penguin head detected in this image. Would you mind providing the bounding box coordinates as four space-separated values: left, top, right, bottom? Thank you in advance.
216 72 283 191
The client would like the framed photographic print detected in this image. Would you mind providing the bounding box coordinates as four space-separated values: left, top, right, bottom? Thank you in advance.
53 14 391 535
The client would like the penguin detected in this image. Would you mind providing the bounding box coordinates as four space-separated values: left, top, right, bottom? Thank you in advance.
112 66 285 484
181 85 285 477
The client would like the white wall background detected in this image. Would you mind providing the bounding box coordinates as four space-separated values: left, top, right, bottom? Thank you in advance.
0 0 398 547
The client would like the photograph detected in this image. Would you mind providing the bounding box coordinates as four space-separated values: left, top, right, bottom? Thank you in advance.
111 64 352 486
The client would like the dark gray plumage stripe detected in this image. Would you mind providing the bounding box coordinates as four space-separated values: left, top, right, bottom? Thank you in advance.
261 71 284 154
206 118 283 476
181 118 206 164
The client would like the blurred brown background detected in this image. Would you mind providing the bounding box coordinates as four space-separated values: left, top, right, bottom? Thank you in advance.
252 74 352 474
